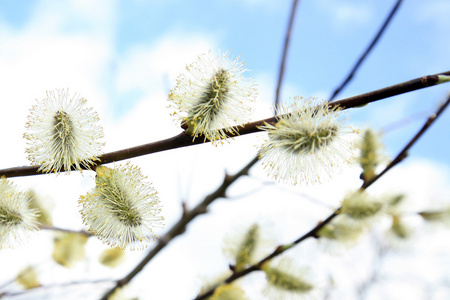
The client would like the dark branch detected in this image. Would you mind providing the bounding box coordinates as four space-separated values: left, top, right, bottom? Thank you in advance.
329 0 403 101
361 93 450 190
195 94 450 299
275 0 300 108
99 156 259 300
1 71 448 179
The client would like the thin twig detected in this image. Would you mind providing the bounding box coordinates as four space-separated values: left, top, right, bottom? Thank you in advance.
329 0 403 101
40 225 93 236
356 236 388 300
0 278 114 298
100 3 304 297
0 278 16 292
361 94 450 190
1 72 449 179
193 4 406 297
195 94 450 299
381 110 430 133
274 0 300 109
99 157 259 300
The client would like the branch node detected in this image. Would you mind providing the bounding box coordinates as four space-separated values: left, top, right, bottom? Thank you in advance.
399 151 408 162
224 172 232 183
180 120 188 130
117 279 127 288
421 75 431 86
181 202 189 218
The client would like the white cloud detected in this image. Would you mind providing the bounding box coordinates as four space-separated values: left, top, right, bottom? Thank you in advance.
371 159 450 211
0 0 118 287
414 0 450 68
1 1 450 299
365 94 413 129
335 4 372 25
0 0 115 168
316 0 374 33
114 31 216 94
416 0 450 30
239 0 288 11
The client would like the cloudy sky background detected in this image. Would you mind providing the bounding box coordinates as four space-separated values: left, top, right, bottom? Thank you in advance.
0 0 449 299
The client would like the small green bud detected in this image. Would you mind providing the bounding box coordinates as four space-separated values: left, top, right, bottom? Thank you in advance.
52 232 88 267
27 191 52 226
262 258 315 299
318 218 364 242
341 191 383 221
387 194 405 207
99 247 126 268
264 266 313 292
16 266 40 289
390 216 411 240
235 224 259 272
437 75 450 84
210 284 249 300
223 221 274 272
419 209 450 223
359 129 383 182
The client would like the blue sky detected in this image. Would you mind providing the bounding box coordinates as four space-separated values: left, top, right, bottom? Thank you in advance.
1 0 447 163
0 1 449 299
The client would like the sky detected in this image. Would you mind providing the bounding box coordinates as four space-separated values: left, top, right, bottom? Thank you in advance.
0 0 449 299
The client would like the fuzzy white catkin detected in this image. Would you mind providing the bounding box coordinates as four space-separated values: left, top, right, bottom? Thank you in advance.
259 97 358 185
79 163 164 250
169 50 258 143
24 89 104 173
0 178 39 249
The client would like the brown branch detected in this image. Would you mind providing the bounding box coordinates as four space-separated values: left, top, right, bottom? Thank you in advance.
98 1 304 296
361 93 450 190
329 0 403 101
195 94 450 299
1 72 449 179
99 156 259 300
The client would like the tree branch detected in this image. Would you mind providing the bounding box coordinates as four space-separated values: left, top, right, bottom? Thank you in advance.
195 93 450 299
1 72 449 179
99 157 259 300
361 93 450 190
0 278 114 298
329 0 403 101
274 0 300 108
40 225 93 236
